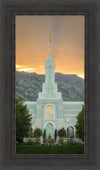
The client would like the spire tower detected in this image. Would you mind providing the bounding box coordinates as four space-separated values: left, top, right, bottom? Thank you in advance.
49 34 52 58
38 34 62 99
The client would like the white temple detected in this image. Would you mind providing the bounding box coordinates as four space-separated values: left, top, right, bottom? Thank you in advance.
25 34 84 139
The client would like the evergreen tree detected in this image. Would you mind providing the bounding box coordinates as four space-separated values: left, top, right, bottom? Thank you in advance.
75 105 84 141
54 129 57 140
16 97 32 143
43 129 46 140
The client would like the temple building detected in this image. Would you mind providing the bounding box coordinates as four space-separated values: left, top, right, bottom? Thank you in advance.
25 35 84 139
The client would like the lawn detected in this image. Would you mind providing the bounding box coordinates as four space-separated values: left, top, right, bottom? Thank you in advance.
16 143 84 154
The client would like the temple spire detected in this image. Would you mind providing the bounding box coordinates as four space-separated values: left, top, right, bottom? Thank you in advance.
49 34 52 59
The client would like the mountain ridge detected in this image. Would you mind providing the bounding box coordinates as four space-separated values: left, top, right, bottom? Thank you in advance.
16 71 84 101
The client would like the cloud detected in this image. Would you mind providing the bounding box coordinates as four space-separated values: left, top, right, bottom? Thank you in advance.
19 68 35 72
77 74 84 79
16 65 22 68
16 64 45 73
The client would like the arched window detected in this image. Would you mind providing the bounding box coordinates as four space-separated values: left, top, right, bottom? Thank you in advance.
67 126 74 138
46 105 53 119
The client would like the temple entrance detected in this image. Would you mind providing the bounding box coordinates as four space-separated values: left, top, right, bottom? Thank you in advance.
46 123 54 139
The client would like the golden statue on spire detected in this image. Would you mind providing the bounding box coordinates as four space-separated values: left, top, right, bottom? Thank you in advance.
49 34 52 41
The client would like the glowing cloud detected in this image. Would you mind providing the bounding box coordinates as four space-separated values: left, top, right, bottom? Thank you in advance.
16 65 22 68
19 68 34 72
77 74 84 79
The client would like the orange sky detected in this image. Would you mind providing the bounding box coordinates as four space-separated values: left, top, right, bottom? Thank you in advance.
16 15 85 79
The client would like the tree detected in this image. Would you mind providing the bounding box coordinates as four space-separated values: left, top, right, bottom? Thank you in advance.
54 129 57 140
34 128 42 138
28 127 34 137
16 97 32 143
58 128 66 138
43 129 46 140
75 105 84 141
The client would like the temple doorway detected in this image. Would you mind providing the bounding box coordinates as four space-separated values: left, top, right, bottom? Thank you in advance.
46 123 54 139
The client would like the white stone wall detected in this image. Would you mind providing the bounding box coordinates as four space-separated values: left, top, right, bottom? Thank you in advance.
25 101 84 136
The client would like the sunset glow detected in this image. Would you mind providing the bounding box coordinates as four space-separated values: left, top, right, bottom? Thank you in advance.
16 15 84 78
16 65 84 79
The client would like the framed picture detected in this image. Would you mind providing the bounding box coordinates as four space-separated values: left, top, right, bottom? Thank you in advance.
16 15 85 156
0 0 100 169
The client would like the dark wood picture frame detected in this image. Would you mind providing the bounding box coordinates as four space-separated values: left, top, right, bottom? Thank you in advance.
0 0 100 169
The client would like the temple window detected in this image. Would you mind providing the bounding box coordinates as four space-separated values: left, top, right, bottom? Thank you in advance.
46 105 53 119
67 126 74 138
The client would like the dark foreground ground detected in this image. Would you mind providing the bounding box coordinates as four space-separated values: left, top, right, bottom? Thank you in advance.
16 143 84 154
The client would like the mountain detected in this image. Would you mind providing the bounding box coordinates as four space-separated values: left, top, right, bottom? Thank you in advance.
16 71 84 101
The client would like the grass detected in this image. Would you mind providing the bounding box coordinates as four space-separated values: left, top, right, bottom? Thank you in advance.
16 143 84 154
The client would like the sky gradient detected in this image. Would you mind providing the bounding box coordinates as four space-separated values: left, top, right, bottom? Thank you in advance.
16 15 85 78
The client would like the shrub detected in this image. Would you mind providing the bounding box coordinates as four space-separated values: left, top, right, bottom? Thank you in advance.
43 139 47 143
48 139 55 144
58 128 66 138
34 128 42 138
59 138 64 145
36 138 40 144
